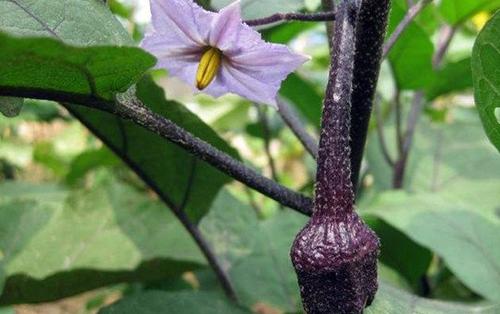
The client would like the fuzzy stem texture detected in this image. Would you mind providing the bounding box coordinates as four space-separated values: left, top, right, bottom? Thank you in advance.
244 11 336 27
349 0 391 190
291 1 380 313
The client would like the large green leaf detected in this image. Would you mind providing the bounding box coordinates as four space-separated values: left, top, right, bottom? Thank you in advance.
439 0 500 25
472 11 500 153
0 32 155 101
365 216 432 291
202 201 500 312
230 211 305 312
0 178 205 304
367 283 499 314
365 191 500 303
99 291 250 314
366 109 500 192
68 77 239 222
199 190 259 269
388 1 435 90
0 0 239 222
0 0 131 45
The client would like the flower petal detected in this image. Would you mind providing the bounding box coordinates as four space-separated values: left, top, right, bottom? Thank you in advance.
230 43 310 83
209 1 243 51
204 61 280 107
157 56 200 89
149 0 214 46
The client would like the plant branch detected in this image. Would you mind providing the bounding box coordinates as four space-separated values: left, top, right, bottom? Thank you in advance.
277 98 318 159
321 0 336 50
174 209 237 301
349 0 391 192
113 96 314 215
63 106 237 301
382 0 433 59
374 96 395 167
393 91 424 188
394 88 404 154
0 87 313 215
433 25 456 69
392 24 455 188
256 104 279 183
244 10 336 27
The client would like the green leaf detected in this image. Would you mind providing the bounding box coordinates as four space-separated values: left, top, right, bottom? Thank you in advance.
0 0 239 222
367 283 499 314
426 58 473 101
0 178 205 304
365 191 500 303
438 0 500 25
262 21 316 44
0 0 132 46
199 190 259 268
203 201 500 313
280 74 323 128
365 109 500 192
66 147 120 185
388 1 435 90
211 0 304 19
365 216 432 291
229 211 306 312
99 291 250 314
67 77 239 222
0 32 155 101
0 97 23 118
472 11 500 153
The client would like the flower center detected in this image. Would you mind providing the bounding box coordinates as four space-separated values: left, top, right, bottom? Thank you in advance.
196 47 222 90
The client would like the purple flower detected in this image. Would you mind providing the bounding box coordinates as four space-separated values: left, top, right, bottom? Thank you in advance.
141 0 309 107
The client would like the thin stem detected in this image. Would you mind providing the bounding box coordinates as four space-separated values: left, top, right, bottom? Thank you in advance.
393 91 424 188
114 96 313 215
321 0 336 50
374 96 395 167
277 98 318 159
244 10 336 27
0 87 313 215
392 24 455 188
244 187 263 217
64 106 237 301
394 88 404 154
433 25 456 69
175 209 237 301
382 0 433 59
349 0 391 192
256 104 279 182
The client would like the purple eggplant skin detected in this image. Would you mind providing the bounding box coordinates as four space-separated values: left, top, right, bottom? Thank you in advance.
291 213 379 313
290 0 388 312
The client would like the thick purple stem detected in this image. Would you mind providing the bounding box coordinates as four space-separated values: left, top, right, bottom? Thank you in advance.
314 3 357 218
349 0 391 191
291 1 380 313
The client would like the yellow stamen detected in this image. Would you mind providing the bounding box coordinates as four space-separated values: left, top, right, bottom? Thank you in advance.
196 47 222 90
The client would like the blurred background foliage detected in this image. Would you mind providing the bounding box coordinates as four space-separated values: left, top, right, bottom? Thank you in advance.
0 0 499 313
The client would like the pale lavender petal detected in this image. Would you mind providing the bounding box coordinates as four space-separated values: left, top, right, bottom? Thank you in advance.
229 43 310 83
208 1 242 51
142 0 310 107
157 56 200 89
149 0 214 47
203 61 279 107
141 30 204 87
